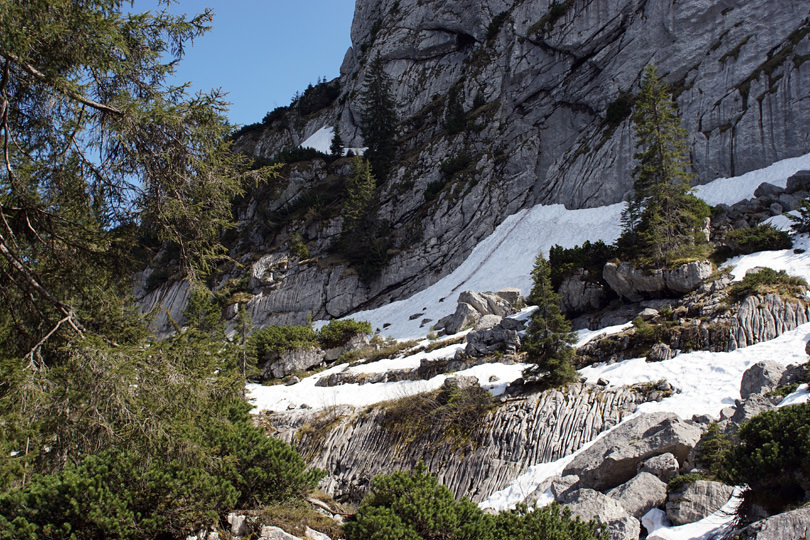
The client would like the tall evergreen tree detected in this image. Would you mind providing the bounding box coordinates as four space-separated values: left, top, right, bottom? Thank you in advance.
523 253 578 388
329 124 344 158
360 54 398 182
620 64 709 266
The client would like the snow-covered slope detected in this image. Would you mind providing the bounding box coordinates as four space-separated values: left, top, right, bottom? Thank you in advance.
349 151 810 339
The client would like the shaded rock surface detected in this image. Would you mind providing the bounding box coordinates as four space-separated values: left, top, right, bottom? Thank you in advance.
267 383 647 503
735 505 810 540
665 480 735 526
740 361 788 400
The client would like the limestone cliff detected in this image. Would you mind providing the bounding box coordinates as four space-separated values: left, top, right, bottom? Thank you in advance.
148 0 810 330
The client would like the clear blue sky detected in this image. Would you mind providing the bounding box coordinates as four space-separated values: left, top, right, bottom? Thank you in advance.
145 1 356 127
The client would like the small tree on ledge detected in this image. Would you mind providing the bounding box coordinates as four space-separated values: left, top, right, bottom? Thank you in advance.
523 252 578 388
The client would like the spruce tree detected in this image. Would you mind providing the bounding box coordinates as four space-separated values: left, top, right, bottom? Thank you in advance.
620 64 710 267
523 253 578 388
329 124 344 158
444 84 466 134
360 54 398 182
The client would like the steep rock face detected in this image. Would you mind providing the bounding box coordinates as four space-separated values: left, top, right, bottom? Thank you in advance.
266 383 645 503
222 0 810 328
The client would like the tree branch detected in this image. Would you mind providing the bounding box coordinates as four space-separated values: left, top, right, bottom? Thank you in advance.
0 51 123 116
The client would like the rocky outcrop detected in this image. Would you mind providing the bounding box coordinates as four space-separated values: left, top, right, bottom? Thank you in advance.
462 315 524 356
559 270 610 316
267 383 647 503
602 261 713 302
262 348 326 380
562 412 703 491
637 453 680 483
665 480 735 526
730 294 810 350
735 505 810 540
436 289 522 335
136 279 191 335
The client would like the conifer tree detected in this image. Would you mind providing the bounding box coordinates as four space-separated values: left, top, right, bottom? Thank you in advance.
523 253 578 388
360 54 398 182
342 156 376 233
330 124 344 158
620 64 709 266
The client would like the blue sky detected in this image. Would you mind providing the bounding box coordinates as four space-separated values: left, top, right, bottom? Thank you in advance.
148 1 356 127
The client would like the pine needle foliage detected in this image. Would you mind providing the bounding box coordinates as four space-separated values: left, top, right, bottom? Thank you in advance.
619 64 710 267
523 253 578 388
360 54 398 182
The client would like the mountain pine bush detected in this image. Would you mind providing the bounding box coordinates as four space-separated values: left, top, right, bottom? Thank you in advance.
344 464 608 540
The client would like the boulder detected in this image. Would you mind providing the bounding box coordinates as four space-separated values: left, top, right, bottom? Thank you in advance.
473 314 502 331
606 472 668 519
729 393 776 426
262 347 325 380
323 332 370 362
740 361 787 399
228 513 249 537
786 170 810 193
753 182 785 199
458 290 513 317
464 317 524 357
441 302 480 335
562 412 703 491
637 453 680 483
563 488 640 540
250 253 289 290
521 474 580 506
735 505 810 540
495 287 522 305
666 480 735 525
304 527 332 540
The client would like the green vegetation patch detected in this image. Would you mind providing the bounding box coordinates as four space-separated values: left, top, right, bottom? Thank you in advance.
318 319 373 349
713 224 792 262
726 268 808 303
380 383 497 448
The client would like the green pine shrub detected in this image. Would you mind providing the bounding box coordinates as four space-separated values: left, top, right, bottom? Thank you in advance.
523 253 578 388
726 403 810 519
318 319 373 349
249 324 320 365
715 224 792 261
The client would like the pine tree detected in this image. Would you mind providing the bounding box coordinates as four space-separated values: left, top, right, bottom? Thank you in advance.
360 54 398 182
523 253 578 388
342 156 377 233
620 64 710 267
329 124 344 158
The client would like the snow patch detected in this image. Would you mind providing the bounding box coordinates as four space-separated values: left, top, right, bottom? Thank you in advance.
300 126 334 154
